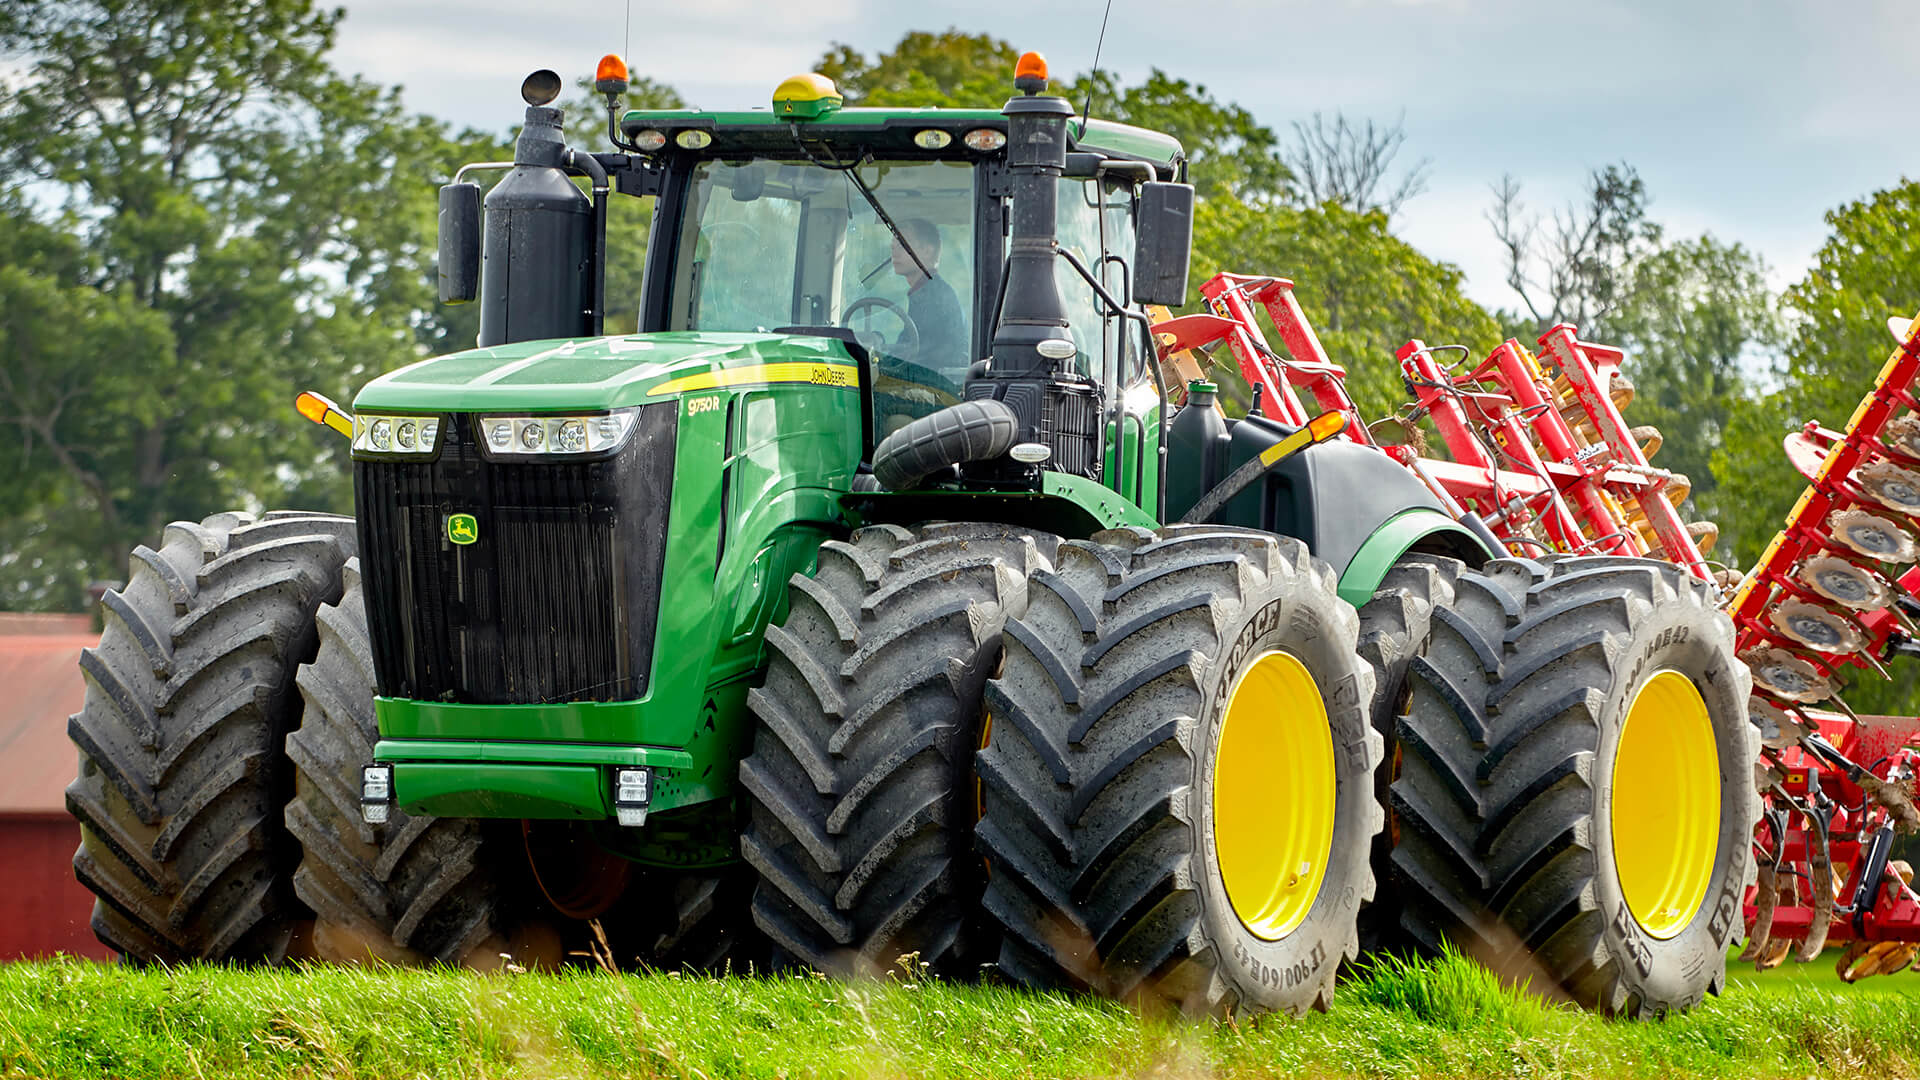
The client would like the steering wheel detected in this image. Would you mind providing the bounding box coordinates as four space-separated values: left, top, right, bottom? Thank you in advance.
842 295 921 359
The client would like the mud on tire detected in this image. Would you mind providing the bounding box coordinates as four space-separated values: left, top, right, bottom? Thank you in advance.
66 511 355 963
975 525 1380 1016
1390 555 1759 1016
739 522 1057 975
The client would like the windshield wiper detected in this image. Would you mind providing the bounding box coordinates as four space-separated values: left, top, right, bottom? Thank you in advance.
787 123 935 283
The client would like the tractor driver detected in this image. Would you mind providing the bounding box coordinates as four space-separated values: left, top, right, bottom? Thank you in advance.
883 218 966 377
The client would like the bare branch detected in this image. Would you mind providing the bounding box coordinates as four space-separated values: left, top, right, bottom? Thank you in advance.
1282 111 1431 216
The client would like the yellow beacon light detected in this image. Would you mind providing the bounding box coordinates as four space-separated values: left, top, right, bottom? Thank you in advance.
773 73 843 120
295 390 354 439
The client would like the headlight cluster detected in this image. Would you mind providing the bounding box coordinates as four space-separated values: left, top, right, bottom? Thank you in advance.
353 414 441 455
478 409 639 457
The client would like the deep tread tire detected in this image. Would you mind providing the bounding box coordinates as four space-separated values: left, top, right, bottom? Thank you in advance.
1354 554 1463 958
66 511 356 963
1390 555 1759 1016
739 522 1057 975
634 865 764 972
976 525 1380 1016
284 560 509 966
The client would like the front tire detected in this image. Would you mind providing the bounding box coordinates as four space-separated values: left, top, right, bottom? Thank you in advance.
284 560 516 966
66 511 355 963
1390 555 1758 1016
976 526 1380 1016
739 522 1056 975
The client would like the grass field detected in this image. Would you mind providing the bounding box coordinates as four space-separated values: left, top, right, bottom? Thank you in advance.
3 948 1919 1080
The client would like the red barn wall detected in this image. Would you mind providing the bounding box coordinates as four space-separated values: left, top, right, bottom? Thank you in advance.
0 613 111 961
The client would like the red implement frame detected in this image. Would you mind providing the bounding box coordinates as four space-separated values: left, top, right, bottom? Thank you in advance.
1152 276 1706 577
1728 321 1920 973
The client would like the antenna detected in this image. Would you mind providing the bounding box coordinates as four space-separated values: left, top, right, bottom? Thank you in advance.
1079 0 1115 135
624 0 632 73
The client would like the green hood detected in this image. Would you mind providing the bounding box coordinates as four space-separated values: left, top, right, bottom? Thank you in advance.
352 331 861 413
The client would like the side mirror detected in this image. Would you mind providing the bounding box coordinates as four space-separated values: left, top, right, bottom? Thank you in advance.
1133 181 1194 307
437 181 482 304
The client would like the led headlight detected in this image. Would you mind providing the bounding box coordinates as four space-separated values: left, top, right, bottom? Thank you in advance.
477 408 641 457
360 764 394 825
612 766 652 828
352 413 443 455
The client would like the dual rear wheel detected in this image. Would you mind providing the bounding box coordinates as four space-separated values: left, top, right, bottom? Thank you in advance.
744 530 1758 1018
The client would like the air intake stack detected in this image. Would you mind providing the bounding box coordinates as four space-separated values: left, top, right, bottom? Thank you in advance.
961 53 1101 480
477 70 593 347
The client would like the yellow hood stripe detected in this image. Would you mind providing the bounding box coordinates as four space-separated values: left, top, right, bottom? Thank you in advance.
645 361 859 396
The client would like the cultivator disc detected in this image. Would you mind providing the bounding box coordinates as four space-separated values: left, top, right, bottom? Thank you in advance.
1798 555 1892 609
1827 508 1917 562
1859 461 1920 515
1741 647 1833 703
1769 599 1867 653
1884 414 1920 460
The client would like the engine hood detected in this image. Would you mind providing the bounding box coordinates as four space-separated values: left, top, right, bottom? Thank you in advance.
352 331 861 413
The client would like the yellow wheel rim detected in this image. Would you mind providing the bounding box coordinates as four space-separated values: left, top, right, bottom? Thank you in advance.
1611 669 1720 940
1213 649 1336 941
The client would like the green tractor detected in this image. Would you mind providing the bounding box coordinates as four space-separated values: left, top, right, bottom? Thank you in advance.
67 52 1756 1017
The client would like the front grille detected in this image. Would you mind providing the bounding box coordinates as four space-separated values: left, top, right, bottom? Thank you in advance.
355 407 676 704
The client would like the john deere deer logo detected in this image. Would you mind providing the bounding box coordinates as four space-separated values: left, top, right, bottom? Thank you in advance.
446 513 479 546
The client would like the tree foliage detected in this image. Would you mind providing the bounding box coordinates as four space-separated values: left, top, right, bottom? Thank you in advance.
1604 236 1779 541
0 0 478 606
816 30 1019 109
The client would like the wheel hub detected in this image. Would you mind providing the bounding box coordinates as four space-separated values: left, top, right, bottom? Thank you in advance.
1213 649 1335 941
1611 669 1720 940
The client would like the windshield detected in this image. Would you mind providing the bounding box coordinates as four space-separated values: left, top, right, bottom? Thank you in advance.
667 159 978 428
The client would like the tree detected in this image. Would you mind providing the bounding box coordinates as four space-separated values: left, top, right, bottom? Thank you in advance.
816 33 1291 203
1490 164 1663 338
1190 196 1502 420
0 0 481 607
1281 111 1430 217
1604 236 1779 544
817 30 1018 108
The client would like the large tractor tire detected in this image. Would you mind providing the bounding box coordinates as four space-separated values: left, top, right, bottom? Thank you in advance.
1391 555 1759 1016
66 511 356 963
976 526 1380 1016
284 560 526 968
1354 554 1463 958
739 522 1057 976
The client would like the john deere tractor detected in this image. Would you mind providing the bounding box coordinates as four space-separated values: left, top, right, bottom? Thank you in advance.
67 52 1755 1017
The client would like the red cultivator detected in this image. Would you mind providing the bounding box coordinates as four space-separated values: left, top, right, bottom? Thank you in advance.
1152 272 1714 576
1155 274 1920 981
1725 320 1920 979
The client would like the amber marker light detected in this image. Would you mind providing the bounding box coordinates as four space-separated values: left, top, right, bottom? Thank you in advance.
295 390 354 438
595 53 629 95
1307 410 1349 442
1015 51 1048 82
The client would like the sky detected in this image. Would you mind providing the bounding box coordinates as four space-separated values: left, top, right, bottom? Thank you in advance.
329 0 1920 312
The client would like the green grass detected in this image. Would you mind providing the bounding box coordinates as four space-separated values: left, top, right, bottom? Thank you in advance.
3 949 1919 1079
